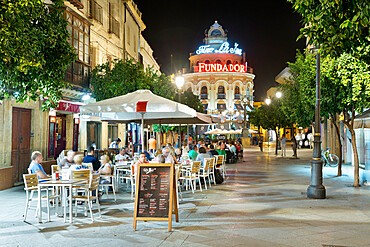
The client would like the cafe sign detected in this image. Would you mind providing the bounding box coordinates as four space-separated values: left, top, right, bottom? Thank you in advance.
196 42 242 55
198 62 247 73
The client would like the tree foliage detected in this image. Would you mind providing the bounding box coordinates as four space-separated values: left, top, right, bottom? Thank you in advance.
90 59 204 112
289 0 370 58
0 0 76 109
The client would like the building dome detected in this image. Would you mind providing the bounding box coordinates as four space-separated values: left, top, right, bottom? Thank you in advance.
204 21 228 48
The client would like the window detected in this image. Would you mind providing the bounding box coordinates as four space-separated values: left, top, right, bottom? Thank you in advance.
205 60 210 64
200 86 208 99
211 29 222 36
93 1 103 24
235 86 240 94
217 85 225 99
202 104 208 110
65 11 90 64
108 3 120 37
64 11 91 88
227 60 232 65
216 59 221 64
217 104 226 110
218 85 225 94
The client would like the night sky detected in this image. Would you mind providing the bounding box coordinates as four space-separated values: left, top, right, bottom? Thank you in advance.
135 0 306 101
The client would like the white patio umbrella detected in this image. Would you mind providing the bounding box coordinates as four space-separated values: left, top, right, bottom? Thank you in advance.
80 90 214 151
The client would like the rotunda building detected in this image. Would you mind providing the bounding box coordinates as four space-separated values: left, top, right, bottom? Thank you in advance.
183 21 255 123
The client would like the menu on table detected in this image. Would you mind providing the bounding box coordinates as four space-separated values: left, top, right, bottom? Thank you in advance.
136 166 171 218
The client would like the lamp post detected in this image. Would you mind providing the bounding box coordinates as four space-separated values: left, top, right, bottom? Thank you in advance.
307 48 326 199
265 98 271 105
175 76 184 149
241 95 249 129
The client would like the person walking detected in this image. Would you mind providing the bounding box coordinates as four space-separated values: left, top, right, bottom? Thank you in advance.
149 135 156 154
280 134 287 156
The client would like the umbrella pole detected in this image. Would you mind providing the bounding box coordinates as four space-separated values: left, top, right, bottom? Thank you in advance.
141 113 145 152
159 120 162 150
187 124 189 152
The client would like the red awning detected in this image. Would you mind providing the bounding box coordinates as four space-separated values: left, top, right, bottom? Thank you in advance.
56 100 84 113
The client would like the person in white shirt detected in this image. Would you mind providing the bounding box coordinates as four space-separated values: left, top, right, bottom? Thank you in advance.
162 147 174 164
115 147 131 163
109 138 121 149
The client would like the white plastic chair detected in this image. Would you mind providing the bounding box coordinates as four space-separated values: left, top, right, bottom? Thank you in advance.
185 161 201 193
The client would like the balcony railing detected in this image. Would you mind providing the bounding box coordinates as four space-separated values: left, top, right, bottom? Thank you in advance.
234 94 241 100
217 94 226 99
200 94 208 100
65 61 91 89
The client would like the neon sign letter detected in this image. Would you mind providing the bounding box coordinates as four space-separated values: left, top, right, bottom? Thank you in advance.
197 63 246 73
196 42 243 55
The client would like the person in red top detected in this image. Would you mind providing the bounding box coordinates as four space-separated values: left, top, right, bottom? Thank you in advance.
133 152 149 175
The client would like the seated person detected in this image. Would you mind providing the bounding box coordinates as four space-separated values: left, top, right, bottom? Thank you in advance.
29 151 50 179
70 155 89 170
207 145 219 157
153 154 165 164
115 147 131 163
188 146 198 160
162 147 175 164
83 146 100 171
60 151 75 169
133 152 149 175
195 147 211 165
98 155 112 184
174 148 182 163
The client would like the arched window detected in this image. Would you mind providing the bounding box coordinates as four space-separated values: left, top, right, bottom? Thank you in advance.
196 61 199 66
226 60 232 65
205 60 210 64
216 59 221 64
217 85 225 99
200 86 208 99
211 29 222 36
235 86 240 94
234 86 240 99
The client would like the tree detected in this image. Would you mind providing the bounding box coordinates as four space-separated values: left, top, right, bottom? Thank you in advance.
280 52 315 158
289 0 370 59
324 52 370 186
178 89 205 113
249 101 289 155
0 0 76 110
287 50 344 175
289 0 370 186
90 59 204 112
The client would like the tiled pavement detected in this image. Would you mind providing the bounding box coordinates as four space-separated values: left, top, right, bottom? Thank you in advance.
1 146 370 247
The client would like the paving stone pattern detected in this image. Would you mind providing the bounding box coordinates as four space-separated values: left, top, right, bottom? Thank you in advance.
0 146 369 247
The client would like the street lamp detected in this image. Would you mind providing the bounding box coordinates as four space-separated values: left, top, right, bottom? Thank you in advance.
175 76 184 148
307 47 326 199
241 95 249 129
276 91 282 98
265 98 271 105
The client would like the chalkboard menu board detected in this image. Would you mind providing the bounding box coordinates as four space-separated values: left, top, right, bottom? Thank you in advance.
137 165 171 217
133 163 178 232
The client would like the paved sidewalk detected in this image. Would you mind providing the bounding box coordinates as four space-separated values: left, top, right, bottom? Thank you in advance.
1 147 370 247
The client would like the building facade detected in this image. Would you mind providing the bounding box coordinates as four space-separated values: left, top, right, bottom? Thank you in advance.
182 21 255 126
0 0 159 189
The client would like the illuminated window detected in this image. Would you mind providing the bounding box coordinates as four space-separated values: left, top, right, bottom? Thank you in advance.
211 29 222 36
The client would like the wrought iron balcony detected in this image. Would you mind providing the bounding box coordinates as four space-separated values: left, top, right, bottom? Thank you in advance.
200 94 208 100
234 94 241 100
217 94 226 99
